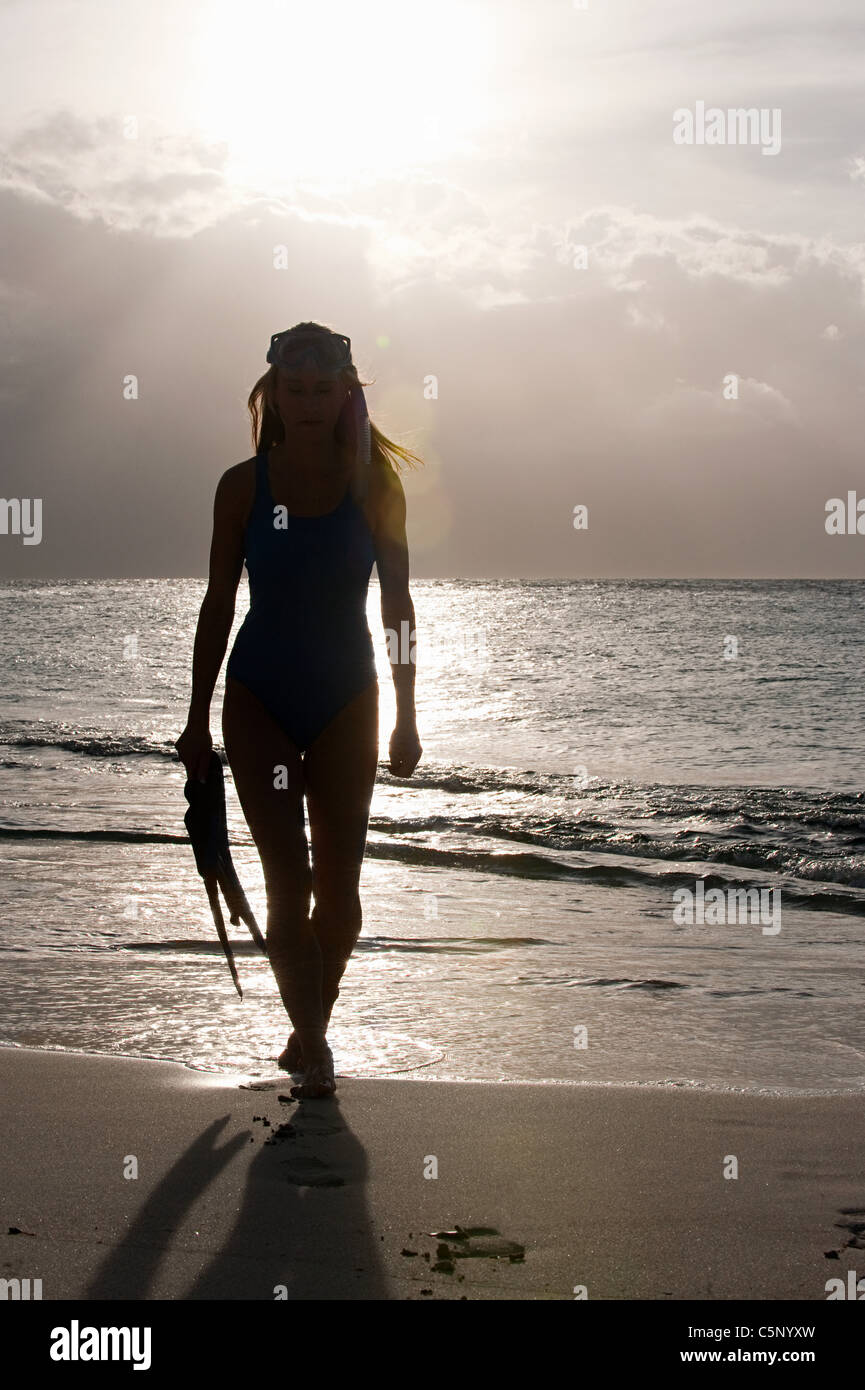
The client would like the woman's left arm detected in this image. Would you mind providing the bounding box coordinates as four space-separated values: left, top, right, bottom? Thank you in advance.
370 465 423 777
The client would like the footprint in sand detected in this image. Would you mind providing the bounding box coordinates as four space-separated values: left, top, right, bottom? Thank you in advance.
293 1119 343 1137
279 1156 345 1187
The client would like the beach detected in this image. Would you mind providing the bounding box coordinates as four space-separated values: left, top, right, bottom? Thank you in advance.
2 1043 863 1301
2 578 865 1306
2 0 865 1330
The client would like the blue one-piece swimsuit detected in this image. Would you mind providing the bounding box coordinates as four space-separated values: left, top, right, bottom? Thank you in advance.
226 448 378 751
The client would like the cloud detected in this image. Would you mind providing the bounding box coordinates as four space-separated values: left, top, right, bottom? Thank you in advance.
1 0 864 581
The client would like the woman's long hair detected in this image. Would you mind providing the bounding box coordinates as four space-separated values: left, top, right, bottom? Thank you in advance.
247 321 425 479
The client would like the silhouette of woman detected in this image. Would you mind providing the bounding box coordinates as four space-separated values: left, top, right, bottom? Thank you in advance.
175 323 423 1095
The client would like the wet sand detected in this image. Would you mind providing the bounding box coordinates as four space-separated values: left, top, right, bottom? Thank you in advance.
1 1045 863 1300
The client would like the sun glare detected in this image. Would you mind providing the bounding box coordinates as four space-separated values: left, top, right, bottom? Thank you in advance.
191 0 491 187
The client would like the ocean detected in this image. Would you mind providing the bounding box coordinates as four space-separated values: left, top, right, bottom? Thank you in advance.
1 577 863 1094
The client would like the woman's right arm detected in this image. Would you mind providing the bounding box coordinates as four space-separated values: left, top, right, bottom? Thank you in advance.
174 465 247 779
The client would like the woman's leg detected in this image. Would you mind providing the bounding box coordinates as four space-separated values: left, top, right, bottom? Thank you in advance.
221 676 328 1063
303 680 379 1030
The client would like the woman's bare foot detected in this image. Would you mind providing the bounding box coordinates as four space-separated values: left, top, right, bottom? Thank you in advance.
290 1043 336 1098
277 1030 304 1072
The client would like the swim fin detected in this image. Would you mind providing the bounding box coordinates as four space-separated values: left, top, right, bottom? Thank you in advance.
182 749 267 998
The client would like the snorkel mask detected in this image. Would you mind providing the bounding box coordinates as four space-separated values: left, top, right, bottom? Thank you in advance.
267 327 371 492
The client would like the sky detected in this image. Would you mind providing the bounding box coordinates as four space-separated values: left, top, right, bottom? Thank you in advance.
1 0 864 578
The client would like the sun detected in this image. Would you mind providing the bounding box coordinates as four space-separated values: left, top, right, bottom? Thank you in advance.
190 0 491 187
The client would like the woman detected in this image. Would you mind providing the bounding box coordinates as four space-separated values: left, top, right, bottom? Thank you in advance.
175 322 423 1097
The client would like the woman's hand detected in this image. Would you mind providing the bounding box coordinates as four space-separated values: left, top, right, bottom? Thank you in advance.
388 721 422 777
174 722 213 782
